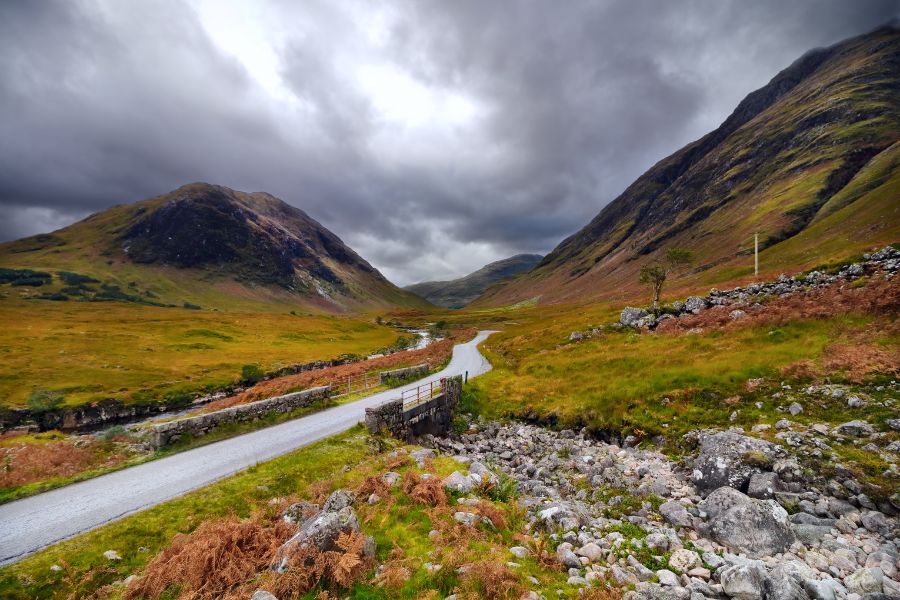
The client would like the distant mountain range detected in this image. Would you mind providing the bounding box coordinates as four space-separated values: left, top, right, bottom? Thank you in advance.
477 24 900 307
405 254 543 308
0 183 427 311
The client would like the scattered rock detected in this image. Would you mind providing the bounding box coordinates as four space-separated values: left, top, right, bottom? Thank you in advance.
103 550 121 561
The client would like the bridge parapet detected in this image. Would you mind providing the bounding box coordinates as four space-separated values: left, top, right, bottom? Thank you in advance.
364 376 462 440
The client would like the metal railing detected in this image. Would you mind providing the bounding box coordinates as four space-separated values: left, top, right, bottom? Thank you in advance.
400 378 445 409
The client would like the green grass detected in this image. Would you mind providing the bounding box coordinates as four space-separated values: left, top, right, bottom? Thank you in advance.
465 302 895 441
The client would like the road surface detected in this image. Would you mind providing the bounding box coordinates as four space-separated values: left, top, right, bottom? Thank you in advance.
0 331 496 565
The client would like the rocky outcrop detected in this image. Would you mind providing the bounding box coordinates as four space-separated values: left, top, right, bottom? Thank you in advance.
273 490 374 572
691 431 784 494
420 419 900 600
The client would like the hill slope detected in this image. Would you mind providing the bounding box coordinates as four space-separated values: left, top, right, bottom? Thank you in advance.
477 24 900 307
405 254 542 308
0 183 427 312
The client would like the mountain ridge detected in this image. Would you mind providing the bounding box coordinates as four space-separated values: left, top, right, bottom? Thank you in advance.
0 182 427 312
476 23 900 307
405 253 543 308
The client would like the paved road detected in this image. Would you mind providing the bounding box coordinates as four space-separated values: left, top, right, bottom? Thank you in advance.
0 331 496 566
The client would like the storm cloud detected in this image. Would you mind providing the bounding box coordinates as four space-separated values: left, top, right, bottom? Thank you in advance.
0 0 897 285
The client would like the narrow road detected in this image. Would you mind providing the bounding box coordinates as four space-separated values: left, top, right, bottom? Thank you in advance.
0 331 496 566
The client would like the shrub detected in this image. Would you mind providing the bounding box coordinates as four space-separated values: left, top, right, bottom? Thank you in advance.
26 389 64 413
58 271 99 286
241 364 265 385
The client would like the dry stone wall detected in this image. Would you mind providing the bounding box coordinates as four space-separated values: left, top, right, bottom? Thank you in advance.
147 386 331 448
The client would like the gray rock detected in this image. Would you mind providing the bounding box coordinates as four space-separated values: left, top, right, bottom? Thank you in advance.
730 309 747 321
791 524 832 544
453 511 478 527
557 547 582 569
660 500 692 527
657 570 680 586
443 471 476 493
699 487 794 558
720 561 767 600
322 489 354 512
685 296 707 313
251 591 279 600
621 307 650 327
747 472 779 499
832 420 876 437
845 568 883 595
804 580 837 600
691 431 782 494
668 548 701 572
788 403 804 416
509 546 529 559
577 542 604 562
646 532 669 551
861 511 895 537
628 554 655 581
275 506 361 570
282 501 320 524
763 564 810 600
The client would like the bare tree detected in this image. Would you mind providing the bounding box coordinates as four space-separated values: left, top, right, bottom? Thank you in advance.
639 248 693 310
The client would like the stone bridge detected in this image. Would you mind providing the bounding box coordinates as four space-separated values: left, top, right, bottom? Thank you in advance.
364 376 462 440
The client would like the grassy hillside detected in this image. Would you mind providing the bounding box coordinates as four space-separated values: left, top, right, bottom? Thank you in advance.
0 297 400 409
477 25 900 307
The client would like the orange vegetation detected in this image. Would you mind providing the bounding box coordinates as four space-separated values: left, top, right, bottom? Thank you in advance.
656 275 900 334
0 436 133 489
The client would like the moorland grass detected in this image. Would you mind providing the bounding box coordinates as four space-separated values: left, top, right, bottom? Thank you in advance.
0 298 399 408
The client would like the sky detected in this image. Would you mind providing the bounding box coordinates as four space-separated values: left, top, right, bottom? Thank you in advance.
0 1 897 286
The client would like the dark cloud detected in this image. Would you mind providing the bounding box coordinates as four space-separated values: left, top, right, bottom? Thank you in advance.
0 0 897 285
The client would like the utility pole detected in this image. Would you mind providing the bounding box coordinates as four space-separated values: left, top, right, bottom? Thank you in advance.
754 232 759 277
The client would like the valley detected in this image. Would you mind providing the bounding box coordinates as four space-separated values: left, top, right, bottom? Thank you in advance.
0 12 898 600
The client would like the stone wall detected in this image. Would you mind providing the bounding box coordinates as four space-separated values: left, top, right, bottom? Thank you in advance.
147 386 331 448
379 363 428 383
364 398 405 437
365 376 462 440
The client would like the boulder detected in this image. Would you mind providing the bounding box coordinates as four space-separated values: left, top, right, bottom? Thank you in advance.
684 296 707 313
699 487 794 558
832 420 875 437
274 505 364 571
621 307 650 327
720 561 767 600
251 592 278 600
691 431 782 494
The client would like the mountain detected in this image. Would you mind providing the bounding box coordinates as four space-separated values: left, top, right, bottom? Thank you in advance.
0 183 427 311
477 24 900 307
405 254 543 308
